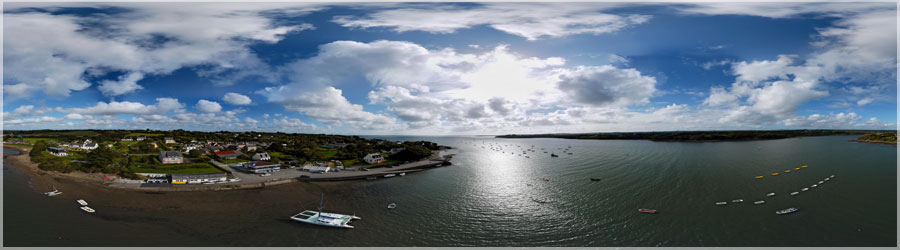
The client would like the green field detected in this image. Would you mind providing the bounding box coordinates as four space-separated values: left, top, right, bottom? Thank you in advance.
22 137 57 144
319 149 338 159
124 133 164 137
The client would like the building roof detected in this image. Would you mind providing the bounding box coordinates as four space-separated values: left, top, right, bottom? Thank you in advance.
247 161 278 167
214 150 241 156
160 151 183 158
171 173 226 179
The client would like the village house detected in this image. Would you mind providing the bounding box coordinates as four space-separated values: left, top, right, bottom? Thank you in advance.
164 137 176 144
214 150 242 160
159 151 184 164
240 161 280 173
81 142 98 150
136 135 146 141
302 162 331 173
170 173 227 184
184 143 201 152
47 147 68 157
390 147 406 154
122 137 134 142
363 153 385 164
252 152 271 161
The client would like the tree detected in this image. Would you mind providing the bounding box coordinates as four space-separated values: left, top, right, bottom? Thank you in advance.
30 141 47 158
389 145 431 161
86 146 120 170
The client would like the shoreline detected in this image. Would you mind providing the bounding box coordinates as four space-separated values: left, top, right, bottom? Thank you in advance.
3 145 453 193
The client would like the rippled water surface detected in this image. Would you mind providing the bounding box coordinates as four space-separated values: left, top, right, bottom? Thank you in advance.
4 136 897 246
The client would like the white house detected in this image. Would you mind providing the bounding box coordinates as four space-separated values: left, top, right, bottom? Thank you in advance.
159 151 184 164
184 143 200 152
47 147 68 157
122 137 134 142
81 142 98 150
164 137 176 144
364 153 385 164
136 135 146 141
252 152 271 161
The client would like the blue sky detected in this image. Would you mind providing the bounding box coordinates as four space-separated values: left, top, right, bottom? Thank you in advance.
3 2 897 135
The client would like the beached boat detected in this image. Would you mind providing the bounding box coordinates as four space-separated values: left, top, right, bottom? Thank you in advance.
771 173 780 176
766 192 775 197
755 176 763 179
77 199 88 206
290 195 360 229
80 206 95 213
384 174 396 178
801 188 809 191
790 192 799 196
754 200 765 205
387 203 397 209
715 202 727 206
638 208 657 214
776 207 798 215
732 199 744 203
44 187 62 196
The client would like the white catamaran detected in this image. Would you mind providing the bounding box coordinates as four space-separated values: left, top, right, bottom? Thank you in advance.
290 194 360 229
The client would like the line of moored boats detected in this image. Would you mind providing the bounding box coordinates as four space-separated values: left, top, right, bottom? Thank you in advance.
716 174 835 215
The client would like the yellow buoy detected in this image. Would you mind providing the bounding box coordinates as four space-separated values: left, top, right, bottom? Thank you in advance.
755 176 763 179
801 165 808 168
795 168 800 170
784 170 791 173
771 173 780 176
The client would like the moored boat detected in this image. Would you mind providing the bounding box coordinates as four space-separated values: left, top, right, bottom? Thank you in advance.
384 174 396 178
811 184 818 188
80 206 95 213
795 167 800 170
776 207 798 215
790 192 799 196
801 165 808 168
715 202 727 206
766 192 775 197
783 170 791 173
387 203 397 209
289 194 360 229
801 188 809 191
771 173 780 176
399 173 406 176
755 176 763 179
638 208 657 214
830 174 835 178
77 199 88 206
819 181 824 184
754 200 765 205
732 199 744 203
550 153 559 157
45 189 62 197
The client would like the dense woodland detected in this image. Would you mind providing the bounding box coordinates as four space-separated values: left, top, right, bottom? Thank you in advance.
5 129 444 179
856 132 898 144
498 130 896 142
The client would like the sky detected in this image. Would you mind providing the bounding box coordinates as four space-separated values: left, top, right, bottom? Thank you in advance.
2 2 897 135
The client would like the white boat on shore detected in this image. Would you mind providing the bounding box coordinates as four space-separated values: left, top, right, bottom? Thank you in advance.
77 199 88 206
80 206 95 213
289 194 360 229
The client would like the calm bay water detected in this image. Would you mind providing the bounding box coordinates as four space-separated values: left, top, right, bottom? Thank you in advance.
4 135 897 247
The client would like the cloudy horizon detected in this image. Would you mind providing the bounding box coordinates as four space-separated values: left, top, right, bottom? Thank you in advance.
3 2 897 135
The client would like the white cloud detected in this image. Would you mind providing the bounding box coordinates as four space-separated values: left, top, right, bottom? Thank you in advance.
4 116 64 125
556 65 656 107
195 100 222 113
59 98 184 115
333 3 650 40
3 3 319 98
223 92 252 105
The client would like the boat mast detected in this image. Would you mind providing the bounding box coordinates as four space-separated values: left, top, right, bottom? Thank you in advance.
318 193 324 214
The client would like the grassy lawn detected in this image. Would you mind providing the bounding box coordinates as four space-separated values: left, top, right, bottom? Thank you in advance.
22 137 57 144
342 159 359 166
219 158 247 164
319 149 338 159
268 152 285 158
125 133 164 137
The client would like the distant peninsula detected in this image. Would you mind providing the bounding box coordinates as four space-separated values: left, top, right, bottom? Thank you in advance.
497 129 897 142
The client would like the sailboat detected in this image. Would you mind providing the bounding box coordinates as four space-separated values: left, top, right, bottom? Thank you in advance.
44 186 62 196
290 194 360 229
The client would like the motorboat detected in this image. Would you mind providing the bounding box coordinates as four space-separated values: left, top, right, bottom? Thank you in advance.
732 199 744 203
715 202 727 206
80 206 96 213
766 193 775 197
387 203 397 209
754 200 765 205
790 192 799 196
77 199 88 206
776 207 798 215
44 187 62 196
638 208 657 214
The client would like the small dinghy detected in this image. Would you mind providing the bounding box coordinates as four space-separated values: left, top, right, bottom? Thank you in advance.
801 188 809 192
790 192 799 196
811 184 818 188
776 207 798 215
732 199 744 203
766 193 775 197
754 200 765 205
715 202 727 206
387 203 397 209
80 206 95 213
76 199 88 206
638 208 657 214
819 181 825 184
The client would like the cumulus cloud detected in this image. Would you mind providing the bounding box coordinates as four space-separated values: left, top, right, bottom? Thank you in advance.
58 98 184 115
333 3 650 40
3 3 319 98
556 65 656 107
195 100 222 113
223 92 252 105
